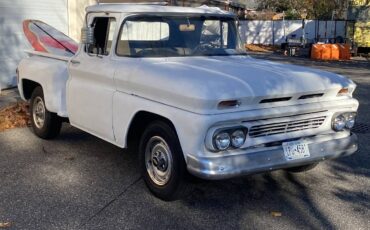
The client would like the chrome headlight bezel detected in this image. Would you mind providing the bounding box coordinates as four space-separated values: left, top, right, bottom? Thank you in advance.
332 112 357 131
212 127 248 151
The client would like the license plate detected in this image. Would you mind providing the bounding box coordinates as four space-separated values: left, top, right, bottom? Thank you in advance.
282 140 310 161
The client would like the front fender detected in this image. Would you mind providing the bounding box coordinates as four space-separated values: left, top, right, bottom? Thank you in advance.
112 91 210 161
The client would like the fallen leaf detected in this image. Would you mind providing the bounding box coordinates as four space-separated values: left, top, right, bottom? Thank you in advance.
0 222 11 228
0 102 30 132
246 44 279 52
64 156 75 161
271 211 282 217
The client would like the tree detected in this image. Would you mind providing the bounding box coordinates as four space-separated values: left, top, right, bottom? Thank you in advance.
256 0 351 19
308 0 350 19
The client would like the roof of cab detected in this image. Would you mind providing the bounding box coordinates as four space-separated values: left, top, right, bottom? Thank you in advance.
86 4 234 16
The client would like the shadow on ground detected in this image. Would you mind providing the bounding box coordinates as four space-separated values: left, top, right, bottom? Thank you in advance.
53 126 370 229
1 124 369 229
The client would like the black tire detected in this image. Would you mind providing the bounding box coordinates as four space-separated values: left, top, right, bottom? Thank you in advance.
30 86 62 139
285 162 319 173
139 120 189 201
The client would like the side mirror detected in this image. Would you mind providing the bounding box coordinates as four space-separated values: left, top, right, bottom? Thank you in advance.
81 26 94 45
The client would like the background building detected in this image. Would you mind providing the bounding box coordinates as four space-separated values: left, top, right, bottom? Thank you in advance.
0 0 69 90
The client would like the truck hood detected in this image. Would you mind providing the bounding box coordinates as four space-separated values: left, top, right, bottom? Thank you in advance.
116 55 355 114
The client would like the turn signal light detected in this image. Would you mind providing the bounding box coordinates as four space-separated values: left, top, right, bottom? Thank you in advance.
218 100 241 109
337 88 349 96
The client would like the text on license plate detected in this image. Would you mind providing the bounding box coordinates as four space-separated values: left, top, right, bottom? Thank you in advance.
282 140 310 161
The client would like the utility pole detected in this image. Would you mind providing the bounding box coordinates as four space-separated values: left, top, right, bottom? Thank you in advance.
301 9 308 48
283 11 286 42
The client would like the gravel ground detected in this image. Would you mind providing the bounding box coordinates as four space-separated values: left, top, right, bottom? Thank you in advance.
0 54 369 230
0 88 21 109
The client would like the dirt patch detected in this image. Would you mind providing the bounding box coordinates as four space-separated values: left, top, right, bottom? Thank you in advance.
246 44 280 52
0 102 30 132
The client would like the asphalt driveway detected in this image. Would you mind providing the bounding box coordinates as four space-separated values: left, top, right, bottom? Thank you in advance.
0 54 369 230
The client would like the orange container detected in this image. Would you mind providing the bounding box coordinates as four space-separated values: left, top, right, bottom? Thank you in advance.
345 44 351 59
311 44 322 59
321 44 332 60
338 44 351 60
311 44 351 60
331 44 340 60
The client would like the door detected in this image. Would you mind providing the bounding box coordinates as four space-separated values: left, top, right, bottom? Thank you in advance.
67 13 119 142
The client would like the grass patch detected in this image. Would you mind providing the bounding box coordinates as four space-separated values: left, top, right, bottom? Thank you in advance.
246 44 279 52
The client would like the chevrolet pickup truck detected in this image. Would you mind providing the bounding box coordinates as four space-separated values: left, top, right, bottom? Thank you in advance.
17 4 359 200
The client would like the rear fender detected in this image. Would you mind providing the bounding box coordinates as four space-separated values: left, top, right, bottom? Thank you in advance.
18 56 69 117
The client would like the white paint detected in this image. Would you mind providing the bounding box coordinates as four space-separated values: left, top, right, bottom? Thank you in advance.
86 4 233 15
25 50 71 62
18 55 70 117
67 12 121 143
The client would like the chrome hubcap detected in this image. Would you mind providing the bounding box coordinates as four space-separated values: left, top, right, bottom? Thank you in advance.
145 136 173 186
32 96 45 129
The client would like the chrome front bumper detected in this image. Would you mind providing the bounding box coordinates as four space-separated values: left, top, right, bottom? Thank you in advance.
187 133 358 180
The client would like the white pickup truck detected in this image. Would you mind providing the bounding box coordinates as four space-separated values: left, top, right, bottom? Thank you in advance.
17 4 359 200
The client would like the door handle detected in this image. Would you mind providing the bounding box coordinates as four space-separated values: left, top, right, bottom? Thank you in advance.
70 60 80 65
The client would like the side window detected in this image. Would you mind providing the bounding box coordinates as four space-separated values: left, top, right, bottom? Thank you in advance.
201 20 221 48
117 20 169 56
120 21 169 41
200 20 229 48
222 22 229 46
87 17 116 55
106 19 116 54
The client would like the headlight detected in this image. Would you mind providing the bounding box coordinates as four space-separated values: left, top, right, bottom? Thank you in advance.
344 112 356 129
214 132 231 150
332 114 346 131
332 112 357 131
231 130 246 148
213 127 248 151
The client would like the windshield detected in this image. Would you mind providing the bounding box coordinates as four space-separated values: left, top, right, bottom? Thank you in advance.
116 16 246 57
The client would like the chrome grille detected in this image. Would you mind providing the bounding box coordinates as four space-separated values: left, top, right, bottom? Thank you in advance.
249 116 326 138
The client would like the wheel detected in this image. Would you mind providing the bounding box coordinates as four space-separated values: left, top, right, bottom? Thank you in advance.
285 163 319 173
30 86 62 139
139 120 189 201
